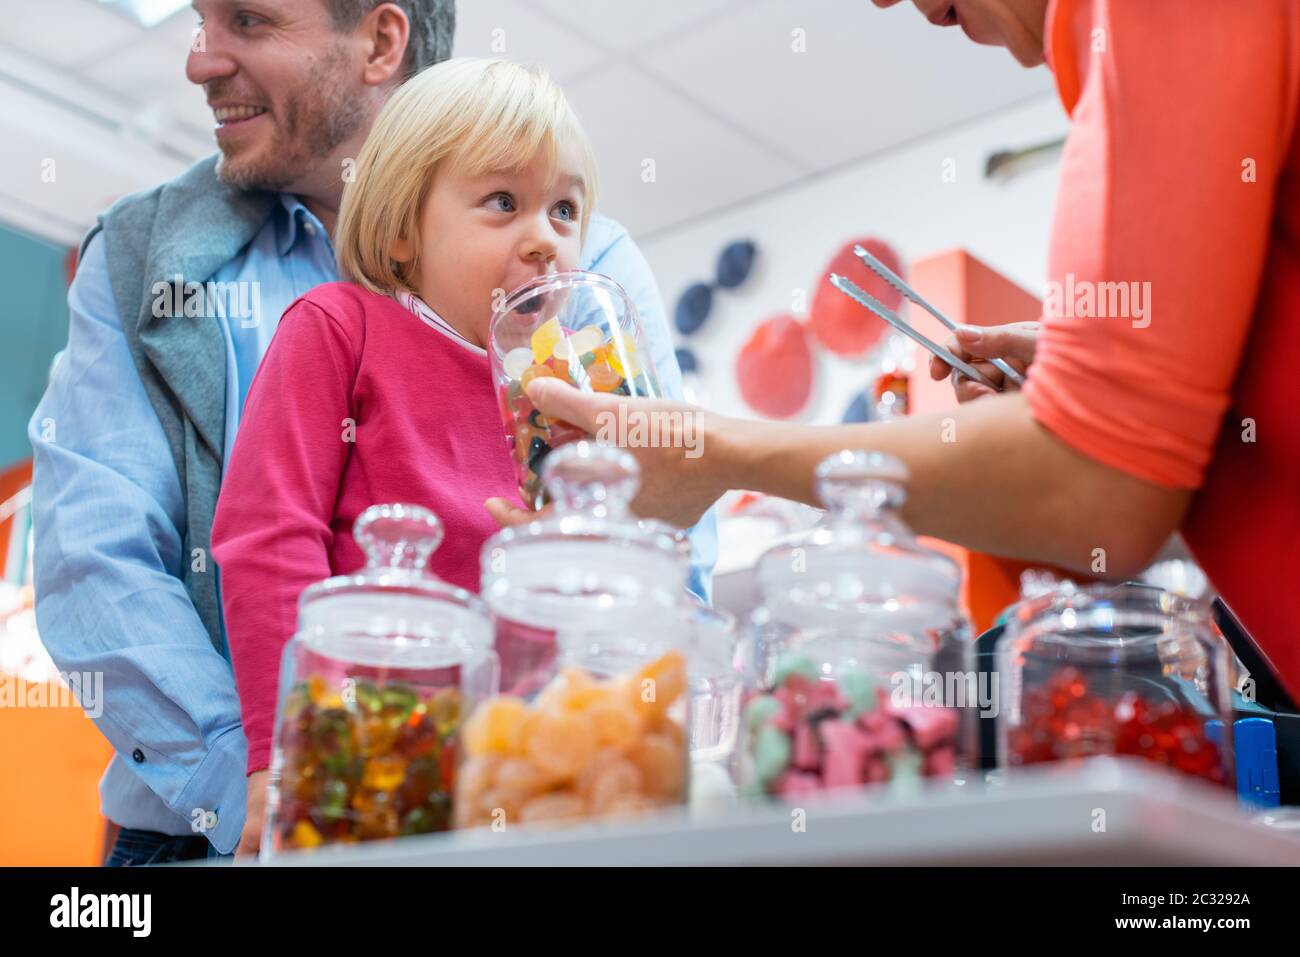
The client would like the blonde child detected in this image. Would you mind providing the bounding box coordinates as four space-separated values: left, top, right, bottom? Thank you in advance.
211 59 599 815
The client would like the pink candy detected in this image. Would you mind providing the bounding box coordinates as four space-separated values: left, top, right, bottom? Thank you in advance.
775 770 822 799
888 704 960 750
793 722 821 771
752 671 962 799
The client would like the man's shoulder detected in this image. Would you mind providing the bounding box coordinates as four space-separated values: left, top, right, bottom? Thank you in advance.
284 281 395 334
89 154 276 272
95 155 223 232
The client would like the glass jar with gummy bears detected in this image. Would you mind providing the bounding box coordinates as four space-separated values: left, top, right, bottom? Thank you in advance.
740 450 975 802
261 504 497 858
488 270 663 510
460 442 699 829
996 582 1233 785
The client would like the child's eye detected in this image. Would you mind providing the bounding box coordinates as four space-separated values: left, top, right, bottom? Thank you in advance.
486 193 516 213
552 201 577 223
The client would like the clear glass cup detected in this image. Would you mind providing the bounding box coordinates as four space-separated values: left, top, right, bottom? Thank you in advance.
261 504 497 858
739 450 974 801
488 270 663 509
996 582 1233 786
458 443 691 829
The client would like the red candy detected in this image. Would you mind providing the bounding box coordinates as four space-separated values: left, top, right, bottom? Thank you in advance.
1008 668 1225 785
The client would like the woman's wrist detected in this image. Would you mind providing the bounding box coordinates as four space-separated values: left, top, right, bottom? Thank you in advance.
707 412 793 500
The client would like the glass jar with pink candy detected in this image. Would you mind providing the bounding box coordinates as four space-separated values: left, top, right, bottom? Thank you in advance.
739 450 976 803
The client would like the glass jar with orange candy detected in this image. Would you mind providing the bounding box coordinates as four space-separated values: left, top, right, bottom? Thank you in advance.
488 270 663 510
260 504 498 859
461 443 699 829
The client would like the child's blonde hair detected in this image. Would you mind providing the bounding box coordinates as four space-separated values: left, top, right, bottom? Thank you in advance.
336 57 599 296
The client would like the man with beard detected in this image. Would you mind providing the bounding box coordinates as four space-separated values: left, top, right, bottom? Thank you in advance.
27 0 715 864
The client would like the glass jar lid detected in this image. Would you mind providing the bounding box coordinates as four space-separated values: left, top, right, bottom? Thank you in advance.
755 450 961 639
298 503 491 664
481 442 688 629
1002 582 1217 667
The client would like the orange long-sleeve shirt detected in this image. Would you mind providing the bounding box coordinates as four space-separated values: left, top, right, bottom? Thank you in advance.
1023 0 1300 700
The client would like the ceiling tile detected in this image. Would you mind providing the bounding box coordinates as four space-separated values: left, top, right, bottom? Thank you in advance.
530 0 747 53
640 0 1055 172
564 64 800 237
0 0 142 67
453 0 607 81
77 8 194 100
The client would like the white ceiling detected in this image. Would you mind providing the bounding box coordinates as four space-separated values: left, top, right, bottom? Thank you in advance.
0 0 1054 246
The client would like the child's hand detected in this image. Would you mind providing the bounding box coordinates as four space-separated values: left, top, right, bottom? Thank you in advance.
487 379 727 530
485 496 552 527
237 769 270 859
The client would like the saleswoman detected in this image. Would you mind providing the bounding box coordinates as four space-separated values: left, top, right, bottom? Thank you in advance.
488 0 1300 701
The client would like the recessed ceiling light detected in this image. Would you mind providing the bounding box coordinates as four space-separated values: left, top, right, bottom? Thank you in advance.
97 0 191 29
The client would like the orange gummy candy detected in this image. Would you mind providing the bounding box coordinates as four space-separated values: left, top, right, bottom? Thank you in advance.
629 732 685 799
587 759 645 811
598 792 654 819
586 697 644 751
521 363 558 389
463 696 527 756
519 792 586 825
627 650 687 718
586 363 623 393
493 757 549 795
522 709 597 781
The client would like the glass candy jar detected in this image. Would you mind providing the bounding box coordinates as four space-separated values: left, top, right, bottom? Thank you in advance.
261 504 497 858
740 450 975 801
996 583 1233 786
459 442 692 829
488 270 663 509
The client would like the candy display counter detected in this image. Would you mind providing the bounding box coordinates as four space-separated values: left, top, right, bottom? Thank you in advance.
251 758 1300 867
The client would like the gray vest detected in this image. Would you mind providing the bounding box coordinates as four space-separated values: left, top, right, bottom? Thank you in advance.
82 154 278 655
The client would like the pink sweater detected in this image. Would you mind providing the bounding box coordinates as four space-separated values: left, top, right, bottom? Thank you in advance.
211 282 519 774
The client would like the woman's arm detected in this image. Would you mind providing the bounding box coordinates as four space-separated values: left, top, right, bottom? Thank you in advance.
492 380 1187 580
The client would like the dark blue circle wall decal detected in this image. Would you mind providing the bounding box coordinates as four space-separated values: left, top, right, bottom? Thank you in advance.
716 239 757 290
674 281 713 335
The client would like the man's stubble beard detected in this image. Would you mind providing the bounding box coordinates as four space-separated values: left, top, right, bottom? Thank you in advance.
215 45 371 194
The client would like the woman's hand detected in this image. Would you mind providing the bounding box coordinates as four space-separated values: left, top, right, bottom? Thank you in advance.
928 321 1040 403
484 379 731 530
236 769 269 859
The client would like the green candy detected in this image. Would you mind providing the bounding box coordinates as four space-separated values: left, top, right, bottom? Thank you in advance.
738 779 768 802
754 725 792 785
352 680 382 714
745 694 782 732
773 654 818 687
319 779 350 820
400 807 433 836
380 684 418 718
579 350 598 368
839 671 877 717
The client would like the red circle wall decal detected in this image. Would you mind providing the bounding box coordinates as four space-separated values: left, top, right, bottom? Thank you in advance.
809 237 904 357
